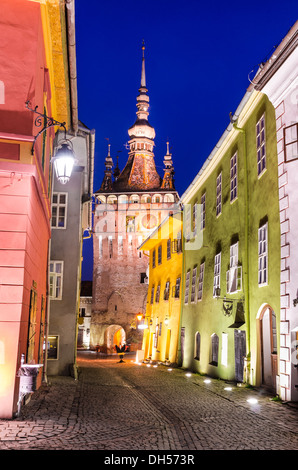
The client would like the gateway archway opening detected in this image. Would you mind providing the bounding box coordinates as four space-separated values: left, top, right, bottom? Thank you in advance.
105 325 126 354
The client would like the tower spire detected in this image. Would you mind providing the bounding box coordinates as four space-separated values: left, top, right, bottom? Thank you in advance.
141 40 146 88
161 140 175 190
100 140 114 191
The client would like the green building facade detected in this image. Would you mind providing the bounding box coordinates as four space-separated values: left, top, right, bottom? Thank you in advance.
180 89 281 394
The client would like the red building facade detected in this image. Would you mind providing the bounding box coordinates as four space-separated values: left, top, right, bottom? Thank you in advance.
0 0 73 418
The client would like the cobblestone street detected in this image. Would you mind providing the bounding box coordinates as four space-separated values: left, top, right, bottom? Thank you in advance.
1 351 298 452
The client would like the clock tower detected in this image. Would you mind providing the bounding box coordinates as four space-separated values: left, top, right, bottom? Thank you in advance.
91 44 179 353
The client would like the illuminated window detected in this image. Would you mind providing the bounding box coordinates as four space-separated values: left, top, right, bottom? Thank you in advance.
167 239 171 259
230 152 237 201
256 114 266 176
52 192 67 228
191 266 197 303
155 285 160 303
164 281 170 301
49 261 63 299
193 201 198 235
158 245 162 265
174 277 181 298
195 332 201 360
213 252 221 297
200 193 206 230
216 173 222 216
210 333 219 366
184 270 190 304
227 242 239 293
197 262 205 301
258 223 268 285
150 286 154 304
152 250 156 268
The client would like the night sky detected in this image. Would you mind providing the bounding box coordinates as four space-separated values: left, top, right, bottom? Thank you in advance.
75 0 297 281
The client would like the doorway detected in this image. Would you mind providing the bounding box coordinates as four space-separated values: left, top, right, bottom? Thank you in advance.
260 306 277 392
234 330 246 382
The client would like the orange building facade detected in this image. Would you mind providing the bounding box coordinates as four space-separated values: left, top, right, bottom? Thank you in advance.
0 0 74 418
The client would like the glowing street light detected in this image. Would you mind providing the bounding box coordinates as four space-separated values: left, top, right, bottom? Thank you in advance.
52 140 76 185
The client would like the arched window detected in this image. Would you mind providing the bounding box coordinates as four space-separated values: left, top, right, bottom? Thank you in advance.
210 334 219 366
194 332 200 360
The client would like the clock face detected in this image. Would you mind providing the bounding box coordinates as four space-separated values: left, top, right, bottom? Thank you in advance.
142 214 157 229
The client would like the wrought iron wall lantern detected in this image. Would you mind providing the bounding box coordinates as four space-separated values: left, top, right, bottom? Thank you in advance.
25 100 75 184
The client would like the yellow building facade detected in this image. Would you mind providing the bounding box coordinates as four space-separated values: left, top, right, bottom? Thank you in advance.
139 213 183 364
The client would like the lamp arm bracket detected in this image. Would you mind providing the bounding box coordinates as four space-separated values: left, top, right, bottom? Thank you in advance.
25 101 66 154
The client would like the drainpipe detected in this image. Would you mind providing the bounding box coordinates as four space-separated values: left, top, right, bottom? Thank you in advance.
231 116 251 381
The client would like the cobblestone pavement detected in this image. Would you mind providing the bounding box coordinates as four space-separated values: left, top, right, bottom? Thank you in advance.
1 351 298 451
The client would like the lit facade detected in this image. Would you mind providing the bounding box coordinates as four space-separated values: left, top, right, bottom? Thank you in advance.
0 0 75 418
180 88 281 392
139 214 183 364
254 21 298 401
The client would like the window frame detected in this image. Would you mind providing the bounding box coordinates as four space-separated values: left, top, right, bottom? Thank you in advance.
49 260 64 300
197 262 205 301
213 252 221 297
51 192 68 229
216 172 222 217
200 192 206 230
258 223 268 286
256 114 266 177
230 152 237 202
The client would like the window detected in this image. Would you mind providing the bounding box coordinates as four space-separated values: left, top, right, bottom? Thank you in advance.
172 231 182 253
284 123 298 162
152 250 156 268
150 286 155 304
191 266 197 303
52 192 67 228
155 285 160 303
49 261 63 299
258 223 268 285
256 114 266 176
126 216 135 232
158 245 162 265
140 272 147 283
164 281 170 301
193 202 198 235
167 239 171 259
213 253 221 297
185 204 191 241
195 332 201 361
227 242 241 294
174 277 181 298
197 262 205 301
216 173 222 216
210 334 219 366
200 193 206 230
230 152 237 202
184 270 190 304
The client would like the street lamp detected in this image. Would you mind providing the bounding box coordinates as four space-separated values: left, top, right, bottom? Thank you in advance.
25 100 76 184
52 139 75 184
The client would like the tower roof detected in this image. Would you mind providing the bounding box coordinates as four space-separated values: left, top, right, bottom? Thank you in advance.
96 43 178 195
